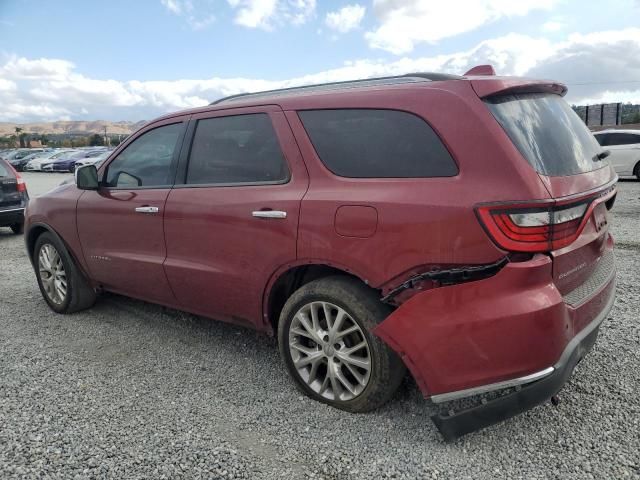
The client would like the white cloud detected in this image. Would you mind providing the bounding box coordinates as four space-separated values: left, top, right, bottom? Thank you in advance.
542 20 566 32
161 0 215 30
227 0 315 30
325 4 366 33
2 28 640 122
160 0 190 15
0 78 16 91
365 0 558 54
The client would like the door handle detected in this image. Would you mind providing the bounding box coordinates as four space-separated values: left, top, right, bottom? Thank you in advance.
252 210 287 219
135 206 159 214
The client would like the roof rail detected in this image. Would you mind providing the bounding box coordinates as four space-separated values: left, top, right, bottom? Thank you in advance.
209 72 463 105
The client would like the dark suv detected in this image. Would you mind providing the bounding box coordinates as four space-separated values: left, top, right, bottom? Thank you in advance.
25 68 617 440
0 159 29 234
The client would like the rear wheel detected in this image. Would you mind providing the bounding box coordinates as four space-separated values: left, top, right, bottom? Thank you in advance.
278 276 405 412
34 232 96 314
634 161 640 181
10 223 24 235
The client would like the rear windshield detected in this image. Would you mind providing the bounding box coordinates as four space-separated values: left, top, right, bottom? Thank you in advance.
0 160 11 177
485 93 603 177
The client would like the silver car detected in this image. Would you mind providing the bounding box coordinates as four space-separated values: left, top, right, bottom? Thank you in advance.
593 129 640 179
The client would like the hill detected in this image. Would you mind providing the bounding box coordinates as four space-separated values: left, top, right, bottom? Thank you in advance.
0 120 146 136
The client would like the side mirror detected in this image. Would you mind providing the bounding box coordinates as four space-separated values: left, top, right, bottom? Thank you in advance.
75 164 99 190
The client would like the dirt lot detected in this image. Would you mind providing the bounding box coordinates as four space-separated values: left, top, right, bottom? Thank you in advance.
1 173 639 479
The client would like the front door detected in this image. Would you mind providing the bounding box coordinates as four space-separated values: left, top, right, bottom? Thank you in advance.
163 107 309 328
77 118 188 304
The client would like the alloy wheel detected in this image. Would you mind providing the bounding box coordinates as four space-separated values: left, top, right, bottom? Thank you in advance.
38 244 67 305
288 301 371 401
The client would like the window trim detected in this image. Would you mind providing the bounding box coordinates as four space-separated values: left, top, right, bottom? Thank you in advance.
296 107 459 179
100 120 188 191
175 112 291 188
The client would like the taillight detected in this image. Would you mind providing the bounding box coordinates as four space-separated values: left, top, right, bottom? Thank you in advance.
476 200 590 252
7 163 27 192
16 176 27 192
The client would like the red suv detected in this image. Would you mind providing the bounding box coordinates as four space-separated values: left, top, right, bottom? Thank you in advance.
25 68 617 440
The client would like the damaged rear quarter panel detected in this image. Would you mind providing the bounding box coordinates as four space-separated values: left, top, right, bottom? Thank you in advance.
374 254 571 397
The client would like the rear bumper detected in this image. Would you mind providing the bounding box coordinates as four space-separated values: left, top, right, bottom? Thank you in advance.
431 282 614 441
0 207 25 226
375 244 616 439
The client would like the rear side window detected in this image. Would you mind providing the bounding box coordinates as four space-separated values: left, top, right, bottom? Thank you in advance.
601 133 640 146
186 113 289 185
298 109 458 178
486 93 603 177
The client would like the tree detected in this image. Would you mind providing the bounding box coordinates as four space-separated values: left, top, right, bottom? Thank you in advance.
15 127 26 148
89 133 104 146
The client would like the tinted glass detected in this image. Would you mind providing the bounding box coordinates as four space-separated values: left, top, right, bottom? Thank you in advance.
606 133 640 146
486 93 603 176
106 123 182 188
299 109 457 178
594 133 608 146
186 113 288 185
0 160 11 177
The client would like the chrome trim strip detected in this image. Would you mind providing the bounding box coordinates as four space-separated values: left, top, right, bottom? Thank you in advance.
431 367 555 404
0 207 25 214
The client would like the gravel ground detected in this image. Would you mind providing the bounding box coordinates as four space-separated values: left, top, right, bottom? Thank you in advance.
0 174 639 479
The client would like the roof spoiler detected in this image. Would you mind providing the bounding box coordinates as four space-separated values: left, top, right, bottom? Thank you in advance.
464 64 496 76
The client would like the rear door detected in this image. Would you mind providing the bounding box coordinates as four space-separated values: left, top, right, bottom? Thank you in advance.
163 106 309 328
77 117 188 303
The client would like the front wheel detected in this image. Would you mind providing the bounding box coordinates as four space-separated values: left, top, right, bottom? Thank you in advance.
278 276 405 412
10 223 24 235
34 232 97 314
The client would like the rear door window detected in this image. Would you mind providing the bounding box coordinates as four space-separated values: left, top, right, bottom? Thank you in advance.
605 133 640 146
594 134 608 146
298 109 458 178
486 93 603 176
186 113 289 185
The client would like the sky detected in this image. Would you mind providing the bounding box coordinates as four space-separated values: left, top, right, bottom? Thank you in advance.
1 0 640 123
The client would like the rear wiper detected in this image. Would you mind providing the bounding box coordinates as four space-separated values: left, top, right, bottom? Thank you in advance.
593 150 610 162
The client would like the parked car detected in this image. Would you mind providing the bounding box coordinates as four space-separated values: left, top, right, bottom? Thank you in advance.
7 149 45 170
11 150 52 172
0 149 17 160
74 150 113 170
46 149 108 173
0 159 29 234
593 129 640 179
25 150 75 171
24 69 617 441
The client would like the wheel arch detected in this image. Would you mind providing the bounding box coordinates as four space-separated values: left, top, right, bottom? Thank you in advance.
263 261 377 333
26 222 91 281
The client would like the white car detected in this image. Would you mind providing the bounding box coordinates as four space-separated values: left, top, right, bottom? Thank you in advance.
593 129 640 179
74 150 113 169
25 150 74 171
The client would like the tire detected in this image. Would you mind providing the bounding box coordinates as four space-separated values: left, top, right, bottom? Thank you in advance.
33 232 97 314
10 223 24 235
634 161 640 181
278 276 405 412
